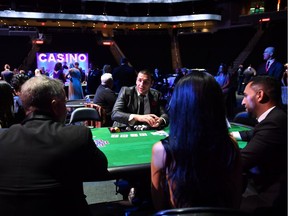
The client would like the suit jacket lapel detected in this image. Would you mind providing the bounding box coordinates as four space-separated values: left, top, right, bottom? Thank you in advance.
132 87 140 113
148 90 158 113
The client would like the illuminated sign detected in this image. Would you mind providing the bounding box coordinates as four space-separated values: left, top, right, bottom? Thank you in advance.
259 18 270 22
36 52 89 75
32 39 44 45
102 40 114 46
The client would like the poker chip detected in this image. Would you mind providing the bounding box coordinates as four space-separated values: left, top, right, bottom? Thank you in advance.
109 127 116 133
110 125 149 133
133 125 148 131
125 127 132 131
109 127 121 133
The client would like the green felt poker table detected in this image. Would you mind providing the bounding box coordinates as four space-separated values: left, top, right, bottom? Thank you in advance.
91 122 252 179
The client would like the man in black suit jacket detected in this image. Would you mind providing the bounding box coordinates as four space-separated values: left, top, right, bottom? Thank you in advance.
232 76 287 215
93 73 117 126
112 57 137 93
86 62 102 95
111 69 169 129
257 47 284 81
0 76 108 216
112 70 169 205
1 64 14 84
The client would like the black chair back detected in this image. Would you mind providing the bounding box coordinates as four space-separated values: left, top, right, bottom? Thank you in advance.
68 107 101 125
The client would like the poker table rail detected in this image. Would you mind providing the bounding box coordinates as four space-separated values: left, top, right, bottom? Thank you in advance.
91 122 252 180
66 99 87 108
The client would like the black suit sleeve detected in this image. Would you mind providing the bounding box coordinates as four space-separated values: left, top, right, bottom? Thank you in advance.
240 109 287 173
111 87 132 124
80 128 109 181
239 129 254 142
156 94 169 126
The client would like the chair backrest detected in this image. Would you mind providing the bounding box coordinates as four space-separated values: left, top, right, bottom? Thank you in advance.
85 103 106 128
232 111 257 127
68 107 101 126
154 207 249 216
84 94 95 101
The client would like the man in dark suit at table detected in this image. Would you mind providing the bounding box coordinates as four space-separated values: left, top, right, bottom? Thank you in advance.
111 69 169 129
0 75 108 216
111 69 168 206
257 47 284 81
93 73 118 126
231 76 287 216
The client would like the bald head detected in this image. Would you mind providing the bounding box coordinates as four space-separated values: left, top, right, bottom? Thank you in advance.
20 76 67 122
263 46 275 61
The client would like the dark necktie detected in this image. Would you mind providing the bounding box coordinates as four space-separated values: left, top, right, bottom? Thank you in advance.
139 95 145 115
266 61 270 73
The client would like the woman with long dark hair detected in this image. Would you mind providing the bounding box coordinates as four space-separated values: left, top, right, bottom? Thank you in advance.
151 71 242 210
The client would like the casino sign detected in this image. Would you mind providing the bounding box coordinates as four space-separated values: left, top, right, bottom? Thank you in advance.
36 52 89 74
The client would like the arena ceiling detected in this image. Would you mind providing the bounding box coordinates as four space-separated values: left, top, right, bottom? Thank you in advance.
0 0 228 31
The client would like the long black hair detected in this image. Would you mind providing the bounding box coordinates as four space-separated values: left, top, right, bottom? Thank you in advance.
167 71 238 207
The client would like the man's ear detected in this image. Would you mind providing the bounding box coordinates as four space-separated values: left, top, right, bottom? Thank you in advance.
258 90 269 103
51 99 58 116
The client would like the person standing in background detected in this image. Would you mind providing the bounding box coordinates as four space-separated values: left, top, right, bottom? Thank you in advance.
240 64 257 96
68 63 84 100
257 47 284 81
52 62 66 84
1 64 14 84
10 73 30 124
226 64 239 119
102 64 112 74
0 81 15 128
74 62 86 83
62 62 69 78
214 63 230 110
112 57 137 93
237 64 244 95
153 68 166 93
86 63 102 95
281 63 288 87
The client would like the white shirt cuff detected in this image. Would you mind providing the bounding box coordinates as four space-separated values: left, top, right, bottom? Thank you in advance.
128 114 136 126
231 131 242 141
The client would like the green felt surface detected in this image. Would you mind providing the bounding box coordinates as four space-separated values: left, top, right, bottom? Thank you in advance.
228 123 251 149
91 123 251 168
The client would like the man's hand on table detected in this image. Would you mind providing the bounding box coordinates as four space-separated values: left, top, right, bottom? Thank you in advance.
133 114 162 128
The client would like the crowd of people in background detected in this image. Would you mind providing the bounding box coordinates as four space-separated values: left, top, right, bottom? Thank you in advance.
1 46 287 129
1 46 287 120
